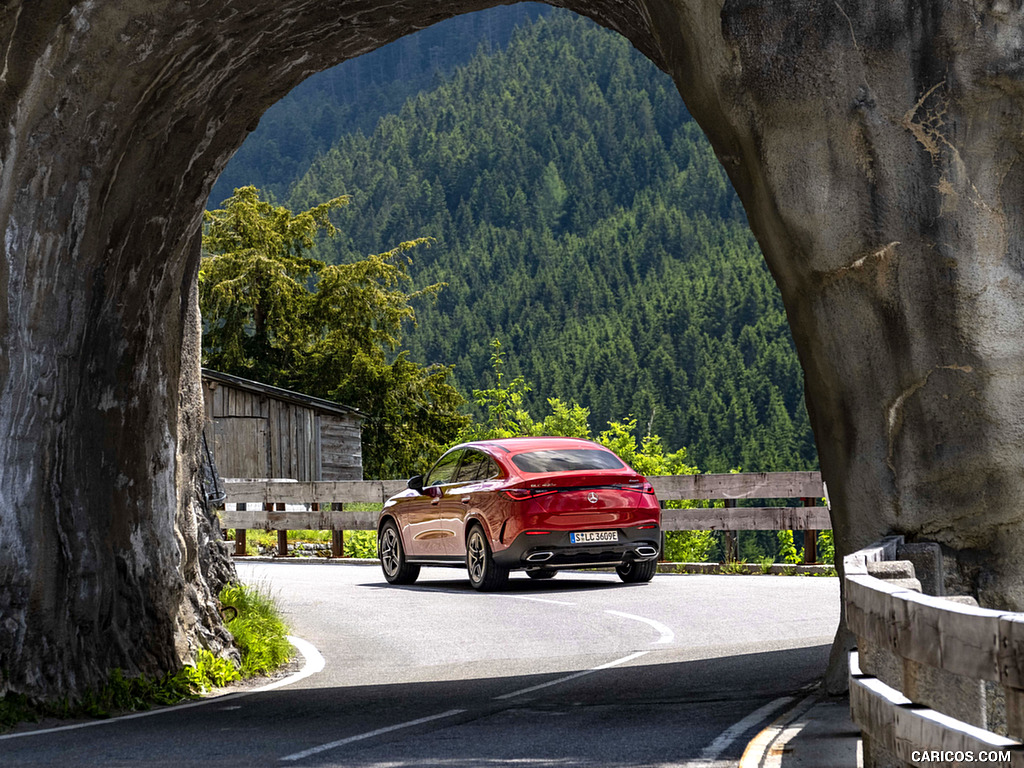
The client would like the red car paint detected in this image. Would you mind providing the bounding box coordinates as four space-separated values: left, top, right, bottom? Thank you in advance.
377 437 662 590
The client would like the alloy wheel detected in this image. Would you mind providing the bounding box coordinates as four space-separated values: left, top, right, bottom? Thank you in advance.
468 530 486 583
380 527 400 577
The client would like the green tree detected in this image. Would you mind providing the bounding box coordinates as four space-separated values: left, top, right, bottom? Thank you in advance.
200 186 348 381
200 186 468 478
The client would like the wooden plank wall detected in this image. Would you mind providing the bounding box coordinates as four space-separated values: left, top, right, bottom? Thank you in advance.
206 383 273 477
320 414 362 481
202 377 363 482
267 398 320 481
212 418 269 478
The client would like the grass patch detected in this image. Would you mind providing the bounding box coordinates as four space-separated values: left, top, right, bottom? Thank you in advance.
1 581 291 730
720 559 749 574
219 582 292 677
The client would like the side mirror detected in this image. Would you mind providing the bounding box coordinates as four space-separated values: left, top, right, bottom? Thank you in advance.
407 475 424 493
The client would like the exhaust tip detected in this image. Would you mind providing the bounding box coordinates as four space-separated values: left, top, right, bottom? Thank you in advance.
526 551 554 563
636 546 659 558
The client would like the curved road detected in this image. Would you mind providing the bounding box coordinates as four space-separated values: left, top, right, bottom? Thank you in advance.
0 563 840 767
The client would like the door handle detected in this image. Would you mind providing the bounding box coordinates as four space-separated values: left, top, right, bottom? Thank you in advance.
461 496 471 504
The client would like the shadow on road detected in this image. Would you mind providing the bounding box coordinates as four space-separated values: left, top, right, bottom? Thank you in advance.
358 571 652 595
0 644 832 767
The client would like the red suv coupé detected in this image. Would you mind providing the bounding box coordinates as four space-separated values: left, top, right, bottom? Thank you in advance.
377 436 662 590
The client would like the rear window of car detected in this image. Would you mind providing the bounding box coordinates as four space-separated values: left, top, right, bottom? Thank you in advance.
511 449 625 473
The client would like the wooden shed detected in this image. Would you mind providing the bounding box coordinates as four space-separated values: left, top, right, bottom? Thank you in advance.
201 369 364 481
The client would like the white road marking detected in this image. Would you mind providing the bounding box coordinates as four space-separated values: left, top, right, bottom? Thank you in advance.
689 696 795 767
252 635 324 692
605 609 675 644
279 709 467 762
493 651 650 701
0 634 324 741
496 594 576 606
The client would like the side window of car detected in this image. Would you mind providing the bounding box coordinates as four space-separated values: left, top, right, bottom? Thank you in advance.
426 450 463 487
457 451 499 483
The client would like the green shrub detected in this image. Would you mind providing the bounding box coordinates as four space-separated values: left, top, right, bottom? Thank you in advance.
663 530 715 562
344 530 378 558
180 650 241 693
219 583 292 677
817 530 835 564
776 530 803 564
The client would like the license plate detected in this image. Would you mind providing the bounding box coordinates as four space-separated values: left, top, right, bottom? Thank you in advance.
570 530 618 544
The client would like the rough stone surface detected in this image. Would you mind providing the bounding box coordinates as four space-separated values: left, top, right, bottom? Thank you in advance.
5 0 1024 699
897 542 945 596
866 560 916 581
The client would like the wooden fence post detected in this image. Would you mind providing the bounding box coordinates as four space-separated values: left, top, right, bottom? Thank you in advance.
328 503 342 558
723 498 737 562
272 502 288 557
332 530 344 558
802 497 817 564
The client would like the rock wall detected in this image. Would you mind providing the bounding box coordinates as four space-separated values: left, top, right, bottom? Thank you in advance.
3 0 1024 698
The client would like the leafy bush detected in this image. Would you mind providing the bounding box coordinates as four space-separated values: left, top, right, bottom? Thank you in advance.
344 530 378 558
663 531 715 563
816 530 835 564
179 650 241 693
776 530 803 564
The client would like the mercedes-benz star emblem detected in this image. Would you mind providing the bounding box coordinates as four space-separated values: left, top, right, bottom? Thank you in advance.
587 492 598 503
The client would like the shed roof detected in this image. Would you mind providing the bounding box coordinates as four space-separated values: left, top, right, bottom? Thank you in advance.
201 369 364 419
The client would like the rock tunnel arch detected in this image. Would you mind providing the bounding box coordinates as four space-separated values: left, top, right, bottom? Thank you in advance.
4 0 1024 701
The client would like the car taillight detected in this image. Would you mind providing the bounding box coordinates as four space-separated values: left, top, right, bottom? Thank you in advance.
638 524 659 529
503 488 558 500
625 481 656 494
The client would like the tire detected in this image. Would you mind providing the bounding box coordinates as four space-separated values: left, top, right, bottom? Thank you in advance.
616 558 657 583
466 526 509 591
526 568 557 580
379 520 420 585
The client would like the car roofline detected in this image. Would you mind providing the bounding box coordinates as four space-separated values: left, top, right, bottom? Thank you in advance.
460 436 614 456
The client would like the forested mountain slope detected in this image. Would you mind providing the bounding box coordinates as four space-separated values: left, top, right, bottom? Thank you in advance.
211 4 548 203
218 9 817 473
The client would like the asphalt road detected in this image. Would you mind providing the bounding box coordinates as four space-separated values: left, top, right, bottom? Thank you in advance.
0 563 840 767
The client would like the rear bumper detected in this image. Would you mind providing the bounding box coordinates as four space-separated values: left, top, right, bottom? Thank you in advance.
493 527 661 570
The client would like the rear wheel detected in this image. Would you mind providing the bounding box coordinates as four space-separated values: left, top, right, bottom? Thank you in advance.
526 568 557 580
616 558 657 583
379 521 420 585
466 526 509 591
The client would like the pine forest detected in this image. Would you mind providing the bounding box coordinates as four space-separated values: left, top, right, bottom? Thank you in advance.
210 5 819 478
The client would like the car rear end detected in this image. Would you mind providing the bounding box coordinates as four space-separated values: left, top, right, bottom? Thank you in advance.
491 444 662 571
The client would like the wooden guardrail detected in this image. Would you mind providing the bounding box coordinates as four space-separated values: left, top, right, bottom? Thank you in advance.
845 536 1024 767
218 471 828 560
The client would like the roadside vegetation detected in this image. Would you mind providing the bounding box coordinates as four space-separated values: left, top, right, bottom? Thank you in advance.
0 582 290 732
202 12 834 568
